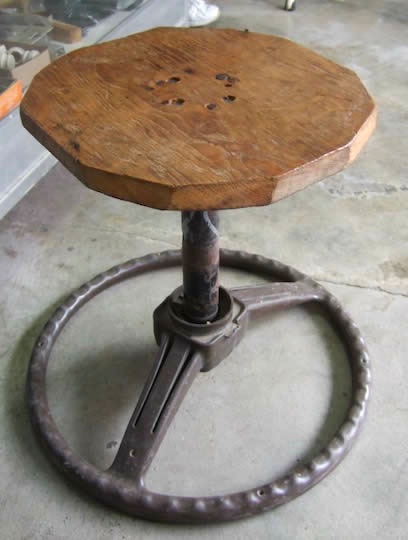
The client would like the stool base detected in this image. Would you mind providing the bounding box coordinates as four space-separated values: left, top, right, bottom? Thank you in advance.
27 250 370 523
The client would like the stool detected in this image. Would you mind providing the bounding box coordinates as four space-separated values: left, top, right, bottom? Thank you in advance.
21 28 376 523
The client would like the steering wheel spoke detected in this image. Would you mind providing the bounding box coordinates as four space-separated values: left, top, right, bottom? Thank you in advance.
110 334 202 484
231 279 323 320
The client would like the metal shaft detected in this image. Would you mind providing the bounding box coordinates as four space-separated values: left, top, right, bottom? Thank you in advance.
181 211 220 323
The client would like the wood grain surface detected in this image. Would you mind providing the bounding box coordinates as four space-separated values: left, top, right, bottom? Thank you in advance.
21 28 376 210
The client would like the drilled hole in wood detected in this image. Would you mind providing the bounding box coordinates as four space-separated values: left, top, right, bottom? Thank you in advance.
168 77 181 83
206 103 217 110
172 98 185 106
223 95 236 103
225 83 233 87
215 73 229 80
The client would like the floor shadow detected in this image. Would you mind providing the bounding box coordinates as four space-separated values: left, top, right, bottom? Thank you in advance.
4 294 159 504
47 339 158 470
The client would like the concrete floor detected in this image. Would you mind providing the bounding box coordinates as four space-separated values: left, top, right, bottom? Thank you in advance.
1 0 407 538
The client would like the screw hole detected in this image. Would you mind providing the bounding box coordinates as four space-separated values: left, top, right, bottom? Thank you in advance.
206 103 217 110
215 73 229 80
172 98 185 106
223 95 236 103
129 449 136 457
257 489 265 497
168 77 181 84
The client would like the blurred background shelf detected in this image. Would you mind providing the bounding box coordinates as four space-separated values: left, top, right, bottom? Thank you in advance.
0 0 187 219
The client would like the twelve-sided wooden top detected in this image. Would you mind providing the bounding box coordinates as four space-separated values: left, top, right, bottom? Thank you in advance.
21 28 376 210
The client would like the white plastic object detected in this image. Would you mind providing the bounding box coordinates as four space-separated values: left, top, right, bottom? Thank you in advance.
0 52 16 70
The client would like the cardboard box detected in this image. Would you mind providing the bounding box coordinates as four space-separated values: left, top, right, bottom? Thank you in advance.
0 41 50 88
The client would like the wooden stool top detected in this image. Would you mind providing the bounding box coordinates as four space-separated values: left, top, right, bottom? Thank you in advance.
21 28 375 211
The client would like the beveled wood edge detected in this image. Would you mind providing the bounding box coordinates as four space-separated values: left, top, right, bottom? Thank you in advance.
274 103 377 203
20 87 376 212
349 103 377 163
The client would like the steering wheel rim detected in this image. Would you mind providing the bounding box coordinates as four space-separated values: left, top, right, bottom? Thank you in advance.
27 249 370 523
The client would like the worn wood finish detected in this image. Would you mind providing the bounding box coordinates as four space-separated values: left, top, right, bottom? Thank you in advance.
21 28 376 210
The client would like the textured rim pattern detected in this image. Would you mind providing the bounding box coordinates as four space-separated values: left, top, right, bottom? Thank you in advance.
27 249 370 523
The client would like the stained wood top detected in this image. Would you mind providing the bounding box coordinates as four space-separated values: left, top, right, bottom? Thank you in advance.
21 28 376 210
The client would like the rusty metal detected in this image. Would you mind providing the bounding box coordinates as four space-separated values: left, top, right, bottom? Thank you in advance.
26 249 370 524
182 211 220 323
154 286 241 372
110 334 203 481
